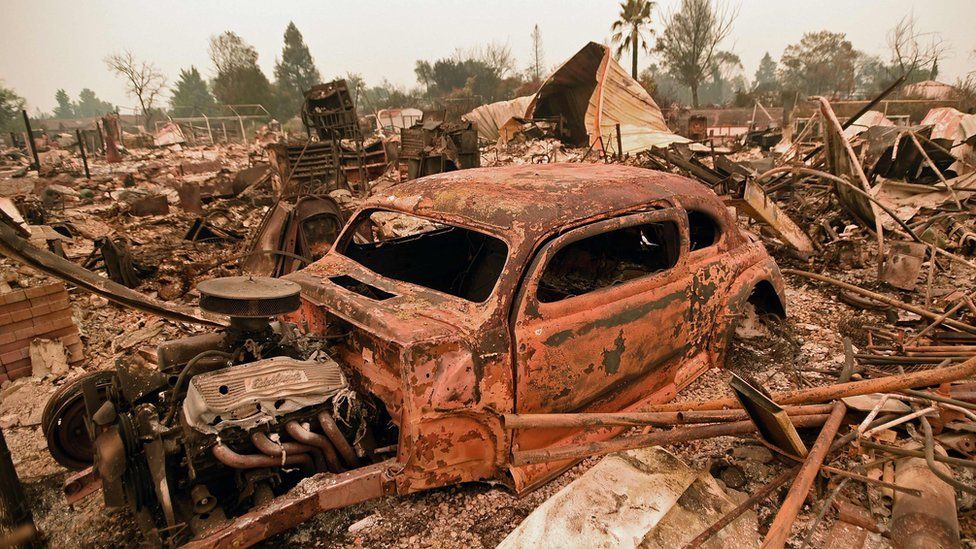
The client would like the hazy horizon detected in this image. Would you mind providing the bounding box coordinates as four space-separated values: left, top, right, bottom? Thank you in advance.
2 0 974 115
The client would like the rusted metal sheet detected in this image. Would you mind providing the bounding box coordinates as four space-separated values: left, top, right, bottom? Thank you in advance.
880 240 928 290
922 106 969 141
183 461 395 549
727 179 815 254
285 163 786 494
730 372 808 457
463 96 533 142
524 42 684 154
63 467 102 505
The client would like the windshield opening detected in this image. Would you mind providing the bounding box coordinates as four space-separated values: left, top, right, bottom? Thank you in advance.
338 210 508 303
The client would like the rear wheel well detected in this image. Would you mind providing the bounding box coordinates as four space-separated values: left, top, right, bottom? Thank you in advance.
747 280 785 319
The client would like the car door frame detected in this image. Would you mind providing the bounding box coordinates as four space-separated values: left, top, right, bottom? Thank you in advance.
508 206 691 421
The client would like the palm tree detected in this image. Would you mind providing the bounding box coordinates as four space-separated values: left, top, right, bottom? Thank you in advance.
610 0 655 79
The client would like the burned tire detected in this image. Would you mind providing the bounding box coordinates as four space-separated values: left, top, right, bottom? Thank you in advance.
41 370 114 471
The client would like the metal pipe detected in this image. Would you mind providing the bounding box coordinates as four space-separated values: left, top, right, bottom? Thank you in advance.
860 440 976 469
753 437 922 497
75 128 90 179
251 432 325 473
212 443 311 471
906 292 976 346
250 432 313 457
511 414 831 467
890 439 961 548
643 355 976 413
284 421 344 472
903 388 976 411
920 417 976 495
863 407 937 437
317 411 359 467
503 404 833 430
761 401 847 549
685 414 900 549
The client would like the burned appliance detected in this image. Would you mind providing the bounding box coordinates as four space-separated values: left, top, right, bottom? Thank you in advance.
399 114 480 180
296 80 386 196
42 276 392 546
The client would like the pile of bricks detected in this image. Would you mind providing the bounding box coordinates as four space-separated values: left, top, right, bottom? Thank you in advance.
0 283 83 383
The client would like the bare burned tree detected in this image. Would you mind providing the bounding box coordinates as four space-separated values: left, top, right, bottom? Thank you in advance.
887 13 946 78
478 42 517 78
656 0 737 108
530 24 545 81
104 51 166 128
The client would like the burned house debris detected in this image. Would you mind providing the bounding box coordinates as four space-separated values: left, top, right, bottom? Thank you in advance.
399 114 480 179
2 17 976 549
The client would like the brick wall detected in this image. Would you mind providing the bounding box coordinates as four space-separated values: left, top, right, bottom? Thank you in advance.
0 283 83 383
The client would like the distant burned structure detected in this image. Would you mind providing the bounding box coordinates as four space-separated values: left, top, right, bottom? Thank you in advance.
266 79 387 198
399 112 479 180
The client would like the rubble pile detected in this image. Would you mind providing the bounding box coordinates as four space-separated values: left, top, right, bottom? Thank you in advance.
1 56 976 549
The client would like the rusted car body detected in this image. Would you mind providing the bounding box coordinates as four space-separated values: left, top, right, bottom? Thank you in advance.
286 163 785 495
39 163 785 547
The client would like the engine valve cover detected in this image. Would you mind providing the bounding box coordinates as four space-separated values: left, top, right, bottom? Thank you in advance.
183 356 347 434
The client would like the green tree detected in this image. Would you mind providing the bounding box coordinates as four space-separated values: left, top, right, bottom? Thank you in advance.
779 31 857 97
610 0 655 79
854 53 895 95
0 82 26 133
754 52 778 92
656 0 737 107
273 22 321 118
209 31 274 109
75 88 115 118
413 43 521 103
415 60 434 96
54 89 75 118
170 66 215 114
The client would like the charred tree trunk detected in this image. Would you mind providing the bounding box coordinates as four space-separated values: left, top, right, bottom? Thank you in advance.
0 427 37 547
631 31 639 79
691 84 700 108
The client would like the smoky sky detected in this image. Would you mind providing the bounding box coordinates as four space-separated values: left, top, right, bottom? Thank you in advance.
1 0 973 114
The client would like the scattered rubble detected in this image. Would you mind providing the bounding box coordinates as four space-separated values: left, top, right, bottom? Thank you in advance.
1 40 976 549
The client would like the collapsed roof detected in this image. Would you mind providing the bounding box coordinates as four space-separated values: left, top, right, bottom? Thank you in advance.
466 42 684 154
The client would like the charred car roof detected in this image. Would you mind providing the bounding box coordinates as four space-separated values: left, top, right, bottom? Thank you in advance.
366 163 714 239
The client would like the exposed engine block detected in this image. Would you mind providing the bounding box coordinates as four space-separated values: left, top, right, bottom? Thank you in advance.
42 277 390 546
184 356 348 434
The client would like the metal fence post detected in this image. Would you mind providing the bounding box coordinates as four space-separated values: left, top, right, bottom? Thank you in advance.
21 110 40 171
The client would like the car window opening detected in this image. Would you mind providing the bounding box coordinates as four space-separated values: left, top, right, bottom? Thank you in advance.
339 211 508 303
538 221 681 303
329 275 396 301
302 214 342 262
687 210 720 251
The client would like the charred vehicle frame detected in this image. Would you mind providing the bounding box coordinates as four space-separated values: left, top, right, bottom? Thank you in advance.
45 164 785 547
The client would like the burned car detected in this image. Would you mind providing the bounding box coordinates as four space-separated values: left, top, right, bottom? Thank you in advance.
45 164 785 547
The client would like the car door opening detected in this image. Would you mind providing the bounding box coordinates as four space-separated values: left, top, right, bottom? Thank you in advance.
537 221 681 303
